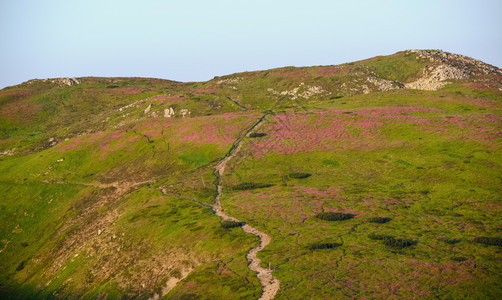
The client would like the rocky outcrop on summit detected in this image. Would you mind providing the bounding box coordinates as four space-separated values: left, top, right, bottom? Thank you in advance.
405 64 470 91
404 50 501 91
27 77 81 86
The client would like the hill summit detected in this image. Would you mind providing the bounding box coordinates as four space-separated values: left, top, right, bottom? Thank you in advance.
0 50 501 299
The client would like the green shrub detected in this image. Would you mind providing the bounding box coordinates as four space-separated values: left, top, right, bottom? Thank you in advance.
368 233 393 240
249 132 267 138
367 217 391 224
473 236 502 246
232 182 273 190
382 237 417 249
315 212 354 221
221 220 243 229
21 242 29 247
288 172 312 179
451 257 468 262
442 238 461 245
16 260 27 271
307 242 341 250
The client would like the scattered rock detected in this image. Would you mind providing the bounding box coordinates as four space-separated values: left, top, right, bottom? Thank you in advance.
268 83 326 100
164 107 175 118
56 158 64 162
216 77 242 84
144 104 152 114
367 76 404 92
405 64 470 91
0 148 16 157
28 77 81 86
180 109 190 118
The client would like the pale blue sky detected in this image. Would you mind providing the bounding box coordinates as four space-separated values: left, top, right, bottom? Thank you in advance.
1 0 501 88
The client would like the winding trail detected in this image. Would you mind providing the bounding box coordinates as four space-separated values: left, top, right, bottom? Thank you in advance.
212 112 280 300
226 96 248 110
157 112 279 299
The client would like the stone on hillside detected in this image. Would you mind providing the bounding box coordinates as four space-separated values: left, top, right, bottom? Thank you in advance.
164 107 175 118
144 104 152 114
180 109 190 118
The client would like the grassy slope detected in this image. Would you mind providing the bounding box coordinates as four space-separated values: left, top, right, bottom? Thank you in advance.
0 88 262 298
221 87 502 298
1 50 501 298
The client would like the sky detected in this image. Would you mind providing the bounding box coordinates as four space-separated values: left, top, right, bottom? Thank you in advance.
1 0 501 89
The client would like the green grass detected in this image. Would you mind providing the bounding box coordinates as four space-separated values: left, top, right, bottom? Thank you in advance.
359 51 430 82
1 51 501 298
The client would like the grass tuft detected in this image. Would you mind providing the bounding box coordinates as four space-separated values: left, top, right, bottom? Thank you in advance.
315 212 354 221
473 237 502 247
307 242 341 250
221 220 243 229
288 172 312 179
367 217 392 224
232 182 273 190
249 132 267 138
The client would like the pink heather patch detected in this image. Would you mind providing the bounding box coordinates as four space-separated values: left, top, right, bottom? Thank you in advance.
246 107 501 156
130 112 257 150
316 65 351 76
56 132 105 152
229 185 360 224
0 100 42 120
98 135 140 159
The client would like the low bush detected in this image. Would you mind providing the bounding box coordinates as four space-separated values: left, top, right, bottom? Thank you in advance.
382 237 417 249
232 182 273 190
308 242 341 250
289 172 312 179
106 85 119 88
315 212 354 221
16 260 27 271
221 220 243 229
442 238 461 245
21 242 29 247
451 257 468 262
249 132 267 138
367 217 391 224
473 236 502 246
368 233 393 240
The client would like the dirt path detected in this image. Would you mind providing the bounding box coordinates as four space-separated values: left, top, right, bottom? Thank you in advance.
212 112 280 300
226 96 248 110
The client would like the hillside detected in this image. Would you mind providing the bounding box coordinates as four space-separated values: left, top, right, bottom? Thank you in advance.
1 49 501 299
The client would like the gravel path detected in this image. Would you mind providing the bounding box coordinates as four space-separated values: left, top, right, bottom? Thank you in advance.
212 112 280 300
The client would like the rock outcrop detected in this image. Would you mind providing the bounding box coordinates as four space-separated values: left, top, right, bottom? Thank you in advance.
404 50 501 91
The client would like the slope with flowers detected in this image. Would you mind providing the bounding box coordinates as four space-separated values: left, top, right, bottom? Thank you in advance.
0 50 501 299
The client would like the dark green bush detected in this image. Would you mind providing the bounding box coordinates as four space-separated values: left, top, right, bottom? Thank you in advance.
442 238 461 245
221 220 243 229
307 242 341 250
382 237 417 249
16 260 26 271
21 242 29 247
106 85 119 88
368 233 393 240
249 132 267 138
289 172 312 179
232 182 273 190
315 212 354 221
367 217 391 224
451 257 468 262
473 236 502 246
